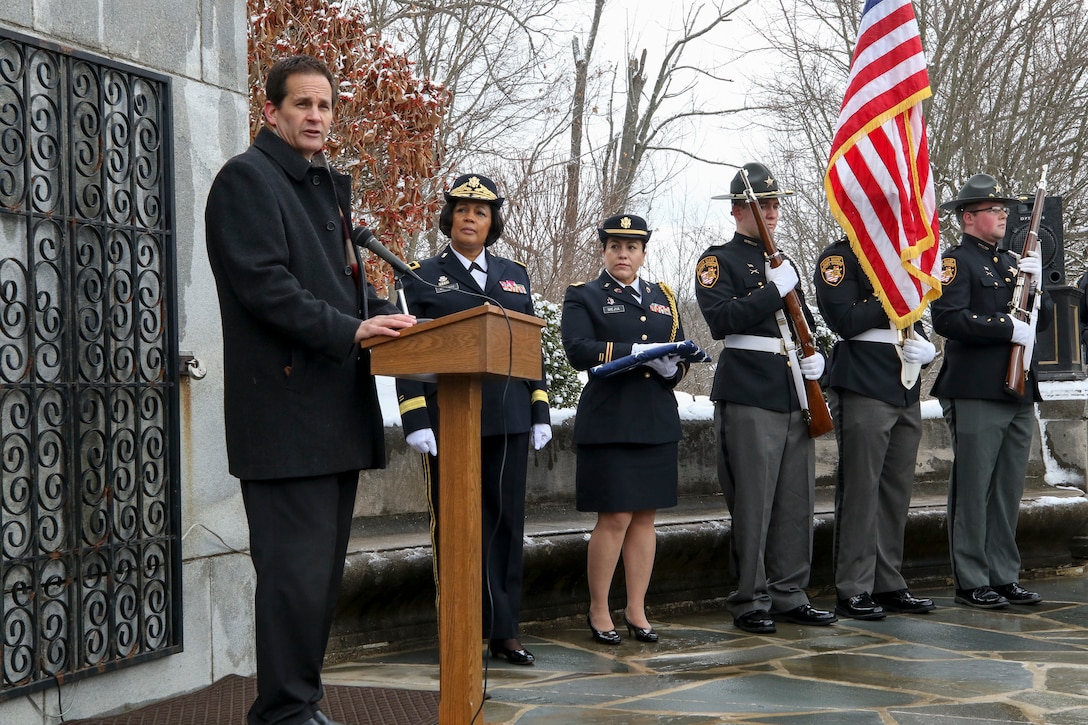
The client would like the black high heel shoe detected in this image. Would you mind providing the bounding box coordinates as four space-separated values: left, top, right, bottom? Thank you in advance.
489 639 535 665
587 614 622 645
623 613 659 643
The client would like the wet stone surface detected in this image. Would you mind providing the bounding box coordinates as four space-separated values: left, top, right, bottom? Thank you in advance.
323 571 1088 723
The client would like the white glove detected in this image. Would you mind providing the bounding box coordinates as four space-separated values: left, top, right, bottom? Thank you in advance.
645 354 680 378
901 337 936 365
1018 249 1042 282
406 428 437 456
531 423 552 450
798 351 825 380
1011 317 1034 347
765 260 799 297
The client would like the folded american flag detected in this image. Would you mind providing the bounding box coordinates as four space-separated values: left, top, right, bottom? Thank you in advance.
589 340 712 378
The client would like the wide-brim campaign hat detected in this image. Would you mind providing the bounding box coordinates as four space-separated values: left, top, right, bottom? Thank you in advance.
597 213 652 243
444 173 504 207
939 173 1020 212
712 162 795 200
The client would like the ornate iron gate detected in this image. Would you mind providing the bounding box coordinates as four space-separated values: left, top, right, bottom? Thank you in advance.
0 28 182 700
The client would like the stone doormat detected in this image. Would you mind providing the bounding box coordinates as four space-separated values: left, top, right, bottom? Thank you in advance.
66 674 440 725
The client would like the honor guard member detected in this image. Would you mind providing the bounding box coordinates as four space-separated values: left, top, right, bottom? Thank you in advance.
561 214 688 645
931 173 1052 609
814 238 937 620
396 173 552 665
694 162 836 634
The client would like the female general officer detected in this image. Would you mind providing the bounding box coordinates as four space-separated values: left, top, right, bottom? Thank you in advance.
561 214 688 644
396 173 552 666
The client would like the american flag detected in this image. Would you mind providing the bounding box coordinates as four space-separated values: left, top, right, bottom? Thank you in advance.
824 0 941 326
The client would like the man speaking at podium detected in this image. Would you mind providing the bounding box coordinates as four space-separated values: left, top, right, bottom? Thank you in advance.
206 55 415 725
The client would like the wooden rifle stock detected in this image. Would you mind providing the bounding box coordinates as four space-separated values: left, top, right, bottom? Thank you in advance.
740 171 834 438
1004 166 1047 397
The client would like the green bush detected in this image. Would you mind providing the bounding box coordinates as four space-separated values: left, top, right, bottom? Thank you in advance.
534 294 583 410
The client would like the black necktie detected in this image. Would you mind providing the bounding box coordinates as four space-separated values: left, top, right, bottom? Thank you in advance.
469 262 484 273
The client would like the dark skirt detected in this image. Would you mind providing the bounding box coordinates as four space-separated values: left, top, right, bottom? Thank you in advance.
575 442 679 513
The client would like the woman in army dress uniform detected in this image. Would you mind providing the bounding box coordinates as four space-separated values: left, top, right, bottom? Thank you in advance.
561 214 688 644
396 173 552 665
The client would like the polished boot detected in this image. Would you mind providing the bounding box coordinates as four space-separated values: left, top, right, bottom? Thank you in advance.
732 610 776 634
489 639 536 665
772 604 837 626
872 588 936 613
954 586 1009 609
835 593 886 620
993 582 1042 605
587 614 622 645
623 612 659 643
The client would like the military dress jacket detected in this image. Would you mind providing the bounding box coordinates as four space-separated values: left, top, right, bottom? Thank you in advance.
814 238 924 407
561 272 688 446
930 234 1054 402
205 128 400 480
695 233 818 412
395 245 550 437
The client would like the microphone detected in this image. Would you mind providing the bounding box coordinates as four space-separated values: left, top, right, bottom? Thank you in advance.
351 226 422 281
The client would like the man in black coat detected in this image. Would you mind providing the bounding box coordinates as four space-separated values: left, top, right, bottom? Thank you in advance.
695 162 836 635
814 238 937 620
930 173 1052 610
205 55 415 725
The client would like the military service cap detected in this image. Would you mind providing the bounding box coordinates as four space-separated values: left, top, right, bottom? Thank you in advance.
444 173 505 207
712 162 795 201
597 214 652 244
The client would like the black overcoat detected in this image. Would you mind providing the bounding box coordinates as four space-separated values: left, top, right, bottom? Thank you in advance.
205 128 399 480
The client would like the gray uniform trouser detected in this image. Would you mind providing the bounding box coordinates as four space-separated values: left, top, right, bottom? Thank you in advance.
941 398 1032 590
715 402 814 617
830 389 920 598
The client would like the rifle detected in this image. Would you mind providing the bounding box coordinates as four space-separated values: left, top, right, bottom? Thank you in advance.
740 169 834 438
1005 165 1048 397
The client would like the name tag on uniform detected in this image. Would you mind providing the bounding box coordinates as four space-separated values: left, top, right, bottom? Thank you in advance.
603 304 625 314
436 283 460 293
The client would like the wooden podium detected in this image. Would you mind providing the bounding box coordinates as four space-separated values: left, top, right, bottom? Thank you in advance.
361 304 545 724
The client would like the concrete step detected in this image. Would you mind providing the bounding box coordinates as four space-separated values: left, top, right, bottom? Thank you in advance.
330 480 1088 662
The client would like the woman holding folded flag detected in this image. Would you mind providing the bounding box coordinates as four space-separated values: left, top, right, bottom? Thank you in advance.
561 213 689 645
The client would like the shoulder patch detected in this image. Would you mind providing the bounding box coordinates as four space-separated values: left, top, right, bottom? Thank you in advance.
940 257 957 285
696 256 720 288
408 260 421 270
819 255 845 287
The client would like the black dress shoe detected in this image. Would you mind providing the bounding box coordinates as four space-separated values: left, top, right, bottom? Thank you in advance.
587 615 622 645
311 712 344 725
623 612 659 643
489 640 536 665
733 610 776 634
993 582 1042 605
835 593 886 620
954 586 1009 609
872 589 936 613
772 604 837 626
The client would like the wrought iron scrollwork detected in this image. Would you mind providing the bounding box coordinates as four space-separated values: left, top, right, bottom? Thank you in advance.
0 28 180 701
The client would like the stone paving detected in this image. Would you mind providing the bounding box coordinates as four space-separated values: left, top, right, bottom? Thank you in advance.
324 569 1088 724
